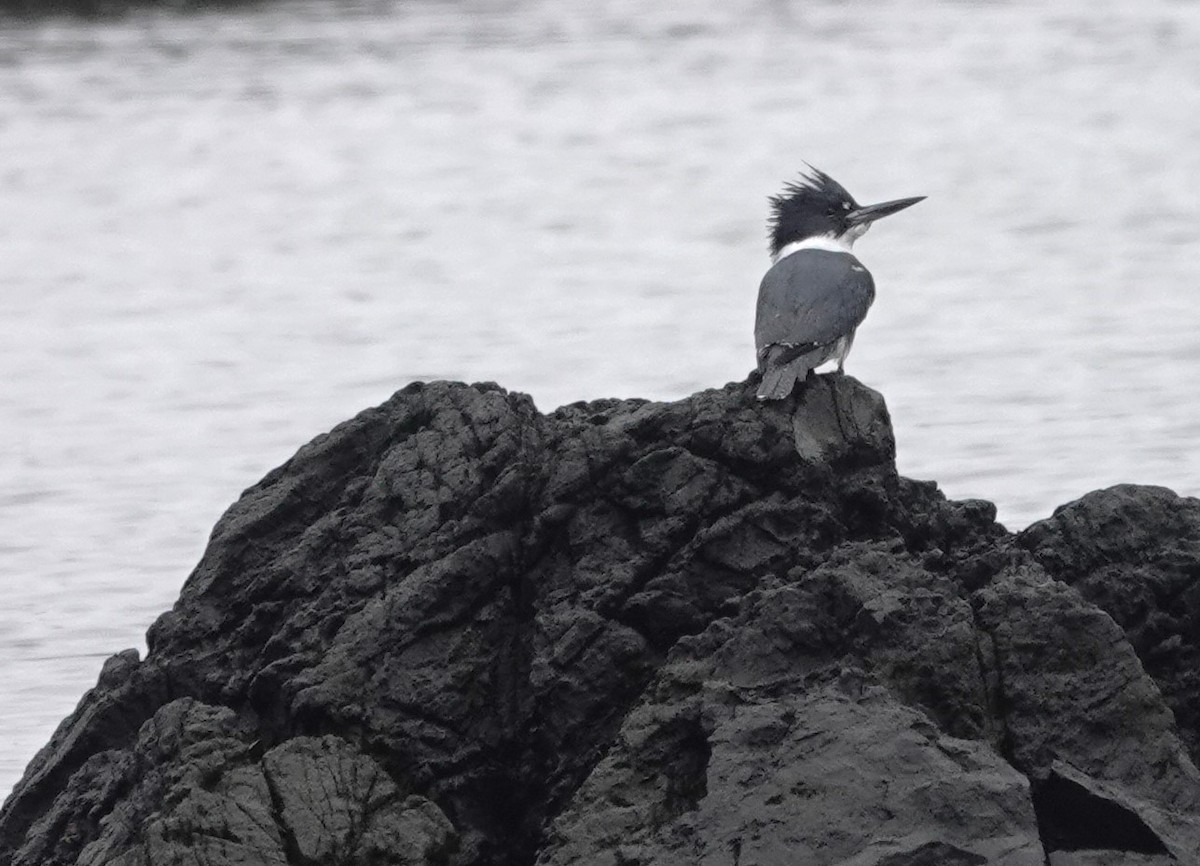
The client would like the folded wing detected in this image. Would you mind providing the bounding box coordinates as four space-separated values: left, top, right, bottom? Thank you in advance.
754 248 876 366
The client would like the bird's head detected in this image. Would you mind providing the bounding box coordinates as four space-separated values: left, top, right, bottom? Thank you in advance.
768 165 924 258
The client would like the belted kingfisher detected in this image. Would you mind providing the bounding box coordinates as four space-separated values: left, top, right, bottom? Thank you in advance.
754 166 924 401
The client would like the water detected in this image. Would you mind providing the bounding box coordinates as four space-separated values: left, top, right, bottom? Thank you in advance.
2 0 1198 797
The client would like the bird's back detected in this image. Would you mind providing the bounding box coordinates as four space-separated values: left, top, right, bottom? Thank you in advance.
754 248 875 359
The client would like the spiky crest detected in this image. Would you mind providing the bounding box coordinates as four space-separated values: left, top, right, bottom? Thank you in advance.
767 165 859 256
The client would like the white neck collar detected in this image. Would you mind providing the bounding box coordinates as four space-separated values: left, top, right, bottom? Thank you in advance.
772 233 855 264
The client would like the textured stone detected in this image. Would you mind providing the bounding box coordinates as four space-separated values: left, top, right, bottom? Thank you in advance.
1018 485 1200 765
537 574 1046 865
2 377 1199 865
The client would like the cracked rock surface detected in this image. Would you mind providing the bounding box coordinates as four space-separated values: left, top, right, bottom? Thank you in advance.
2 376 1199 865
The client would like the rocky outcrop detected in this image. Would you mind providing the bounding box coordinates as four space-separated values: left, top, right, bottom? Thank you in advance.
1017 486 1200 767
2 375 1199 865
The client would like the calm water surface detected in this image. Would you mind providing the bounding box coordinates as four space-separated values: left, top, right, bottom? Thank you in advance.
2 0 1199 795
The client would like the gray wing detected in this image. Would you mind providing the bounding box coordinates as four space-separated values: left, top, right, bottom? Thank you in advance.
754 249 875 361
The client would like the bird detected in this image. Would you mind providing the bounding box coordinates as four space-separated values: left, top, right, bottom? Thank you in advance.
754 166 924 401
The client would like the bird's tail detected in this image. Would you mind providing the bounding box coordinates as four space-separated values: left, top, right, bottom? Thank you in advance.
756 345 821 401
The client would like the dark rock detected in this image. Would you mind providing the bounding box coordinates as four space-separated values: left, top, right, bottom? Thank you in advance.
536 562 1046 865
2 377 1199 865
789 373 895 465
1018 485 1200 766
23 698 455 866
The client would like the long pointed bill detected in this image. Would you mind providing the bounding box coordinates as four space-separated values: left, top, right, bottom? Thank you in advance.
845 195 926 227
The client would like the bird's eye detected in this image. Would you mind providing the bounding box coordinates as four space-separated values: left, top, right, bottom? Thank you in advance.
842 202 851 210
